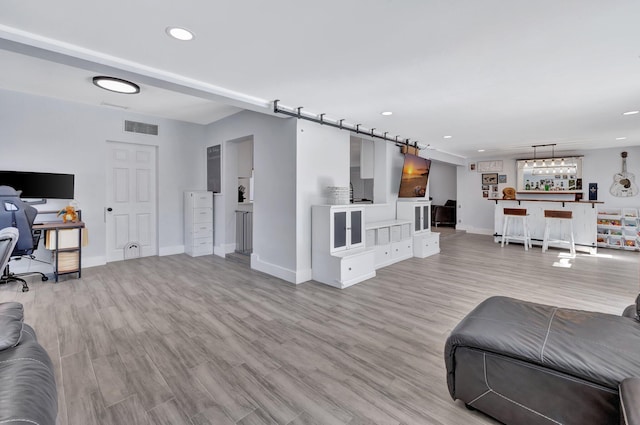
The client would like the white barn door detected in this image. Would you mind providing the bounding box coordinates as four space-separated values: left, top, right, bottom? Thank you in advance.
106 142 158 262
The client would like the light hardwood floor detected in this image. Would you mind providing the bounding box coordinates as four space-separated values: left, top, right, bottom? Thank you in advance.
0 233 638 425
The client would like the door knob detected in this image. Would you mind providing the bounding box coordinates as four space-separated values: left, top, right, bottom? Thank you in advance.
107 207 113 212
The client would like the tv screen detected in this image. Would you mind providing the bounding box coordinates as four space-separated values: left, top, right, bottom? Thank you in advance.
0 170 75 199
398 154 431 198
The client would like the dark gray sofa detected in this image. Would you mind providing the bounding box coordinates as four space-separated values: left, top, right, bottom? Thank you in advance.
445 296 640 425
0 302 57 425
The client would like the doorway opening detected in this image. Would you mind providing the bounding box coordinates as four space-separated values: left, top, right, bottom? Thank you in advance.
224 136 254 266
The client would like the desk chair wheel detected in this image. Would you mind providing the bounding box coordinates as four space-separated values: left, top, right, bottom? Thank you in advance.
41 276 48 281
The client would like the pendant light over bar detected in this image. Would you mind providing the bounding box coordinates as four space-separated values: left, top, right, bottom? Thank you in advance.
273 100 428 150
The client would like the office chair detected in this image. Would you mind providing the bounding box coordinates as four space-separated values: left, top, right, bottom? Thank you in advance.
0 227 20 287
0 186 48 292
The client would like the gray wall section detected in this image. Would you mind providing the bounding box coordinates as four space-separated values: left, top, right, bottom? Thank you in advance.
0 88 205 268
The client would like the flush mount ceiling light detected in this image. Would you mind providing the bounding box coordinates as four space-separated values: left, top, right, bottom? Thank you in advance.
166 26 195 41
92 76 140 94
380 111 393 116
616 137 627 140
443 135 452 139
623 110 639 115
478 149 485 152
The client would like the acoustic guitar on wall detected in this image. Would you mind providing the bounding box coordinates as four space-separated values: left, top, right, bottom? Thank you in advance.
610 151 638 197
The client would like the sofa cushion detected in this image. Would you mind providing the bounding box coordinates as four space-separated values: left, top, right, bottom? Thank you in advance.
0 338 58 425
620 378 640 425
445 296 640 393
623 304 638 321
0 302 24 351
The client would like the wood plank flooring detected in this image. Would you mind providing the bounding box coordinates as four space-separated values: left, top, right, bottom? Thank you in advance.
1 232 638 425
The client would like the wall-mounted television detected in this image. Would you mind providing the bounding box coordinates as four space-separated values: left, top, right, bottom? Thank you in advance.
0 170 75 199
398 153 431 198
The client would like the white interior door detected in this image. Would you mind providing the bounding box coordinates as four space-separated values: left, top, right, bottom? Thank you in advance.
106 142 158 262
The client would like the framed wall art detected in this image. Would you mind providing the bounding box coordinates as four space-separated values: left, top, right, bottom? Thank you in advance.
477 160 503 172
482 173 498 185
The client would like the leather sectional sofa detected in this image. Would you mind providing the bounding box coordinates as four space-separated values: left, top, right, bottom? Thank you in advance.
0 302 57 425
445 296 640 424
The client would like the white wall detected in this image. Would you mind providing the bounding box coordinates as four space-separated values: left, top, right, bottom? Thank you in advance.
296 120 350 281
457 146 640 234
0 89 204 271
429 161 458 205
203 110 298 281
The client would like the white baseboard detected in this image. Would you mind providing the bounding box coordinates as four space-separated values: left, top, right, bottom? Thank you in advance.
457 224 494 235
83 256 106 268
213 246 226 257
159 245 184 256
251 254 310 284
8 255 106 274
296 268 312 284
214 243 235 258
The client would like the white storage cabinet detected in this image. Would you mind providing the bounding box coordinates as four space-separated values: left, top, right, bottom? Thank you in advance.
396 200 440 258
397 200 431 233
312 205 375 288
365 220 413 269
597 207 639 251
184 191 214 256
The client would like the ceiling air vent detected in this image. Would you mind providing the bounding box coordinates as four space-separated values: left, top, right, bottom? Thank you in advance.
124 120 158 136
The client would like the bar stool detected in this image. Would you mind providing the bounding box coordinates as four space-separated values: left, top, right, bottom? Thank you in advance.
542 210 575 255
501 208 532 250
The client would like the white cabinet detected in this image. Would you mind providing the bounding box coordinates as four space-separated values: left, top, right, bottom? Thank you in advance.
414 232 440 258
397 200 431 234
366 220 413 269
397 200 439 258
330 206 365 252
184 191 213 256
312 205 375 288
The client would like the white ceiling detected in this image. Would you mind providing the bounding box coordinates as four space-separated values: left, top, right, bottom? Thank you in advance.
1 0 639 159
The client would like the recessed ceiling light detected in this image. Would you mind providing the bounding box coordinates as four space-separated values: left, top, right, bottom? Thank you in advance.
443 135 452 139
478 149 485 152
381 111 393 116
166 26 195 41
92 76 140 94
623 110 639 115
616 137 627 140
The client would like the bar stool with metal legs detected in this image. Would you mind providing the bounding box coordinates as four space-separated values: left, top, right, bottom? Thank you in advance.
501 208 532 250
542 210 575 255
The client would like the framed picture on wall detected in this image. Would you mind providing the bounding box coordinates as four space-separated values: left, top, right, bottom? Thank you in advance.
482 191 489 198
498 174 507 184
482 173 498 185
477 160 503 172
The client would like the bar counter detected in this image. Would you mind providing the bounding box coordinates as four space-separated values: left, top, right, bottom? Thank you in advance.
493 199 601 253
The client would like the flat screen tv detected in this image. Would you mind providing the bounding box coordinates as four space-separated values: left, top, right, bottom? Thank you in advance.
0 170 75 199
398 153 431 198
